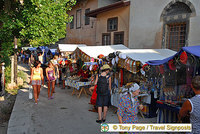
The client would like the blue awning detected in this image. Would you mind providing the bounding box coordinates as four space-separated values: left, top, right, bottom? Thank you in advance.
49 49 57 55
147 45 200 65
84 62 98 65
28 47 37 51
182 45 200 57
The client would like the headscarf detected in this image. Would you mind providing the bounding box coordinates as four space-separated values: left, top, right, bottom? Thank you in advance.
121 83 140 104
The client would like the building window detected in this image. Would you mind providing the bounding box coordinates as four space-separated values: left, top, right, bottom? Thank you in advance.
85 8 90 25
76 9 81 29
166 23 186 51
102 33 111 45
107 17 118 32
161 1 195 50
114 31 124 45
70 15 74 29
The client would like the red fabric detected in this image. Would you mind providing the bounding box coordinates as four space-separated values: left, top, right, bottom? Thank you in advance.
90 85 97 105
180 51 188 64
77 69 84 76
159 65 164 74
120 69 123 87
168 59 176 70
142 64 148 71
69 66 74 72
98 54 104 59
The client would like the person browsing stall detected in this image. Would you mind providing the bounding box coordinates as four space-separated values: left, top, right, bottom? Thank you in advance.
179 76 200 134
38 50 45 64
94 64 111 123
117 83 143 125
51 55 60 89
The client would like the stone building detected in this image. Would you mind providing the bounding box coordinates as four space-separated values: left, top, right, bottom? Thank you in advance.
64 0 200 51
129 0 200 51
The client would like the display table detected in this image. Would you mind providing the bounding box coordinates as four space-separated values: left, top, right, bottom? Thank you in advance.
65 79 91 98
156 101 181 123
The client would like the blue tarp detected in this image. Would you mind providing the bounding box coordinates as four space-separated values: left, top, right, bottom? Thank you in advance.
37 46 49 51
48 49 57 55
28 47 37 51
147 45 200 65
84 62 98 65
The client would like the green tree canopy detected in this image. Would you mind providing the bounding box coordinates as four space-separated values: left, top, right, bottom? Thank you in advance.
20 0 76 46
0 0 76 64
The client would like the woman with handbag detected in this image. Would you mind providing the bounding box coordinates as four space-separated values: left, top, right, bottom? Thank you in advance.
30 61 44 104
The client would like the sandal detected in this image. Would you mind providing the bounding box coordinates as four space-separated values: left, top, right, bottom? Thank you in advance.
96 120 102 124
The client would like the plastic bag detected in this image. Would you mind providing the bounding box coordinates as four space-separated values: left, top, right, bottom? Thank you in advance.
29 85 33 99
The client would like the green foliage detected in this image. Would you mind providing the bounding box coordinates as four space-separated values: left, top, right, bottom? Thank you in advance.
20 0 76 47
5 66 11 84
0 0 76 65
17 70 27 82
0 42 13 66
0 1 23 66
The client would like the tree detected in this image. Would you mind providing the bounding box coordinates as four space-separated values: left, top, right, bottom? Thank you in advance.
0 0 76 65
0 0 23 65
20 0 76 47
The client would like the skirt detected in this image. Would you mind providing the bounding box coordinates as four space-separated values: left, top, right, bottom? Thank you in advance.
96 93 111 107
32 80 41 85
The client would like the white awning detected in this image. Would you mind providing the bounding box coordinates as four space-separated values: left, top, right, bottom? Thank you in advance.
58 44 86 52
77 44 129 58
119 49 177 64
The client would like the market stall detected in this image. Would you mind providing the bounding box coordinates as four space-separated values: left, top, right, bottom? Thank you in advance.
109 49 176 118
73 44 128 62
146 45 200 123
58 44 86 57
66 45 129 98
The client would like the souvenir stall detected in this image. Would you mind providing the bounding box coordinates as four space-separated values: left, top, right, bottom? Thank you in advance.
146 45 200 123
110 49 176 118
57 44 86 57
66 45 129 98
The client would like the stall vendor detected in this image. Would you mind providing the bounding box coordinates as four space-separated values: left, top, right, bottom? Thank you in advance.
117 83 143 125
179 76 200 134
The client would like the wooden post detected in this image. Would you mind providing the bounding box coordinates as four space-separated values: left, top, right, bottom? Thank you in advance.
1 63 5 95
11 56 14 84
14 36 18 84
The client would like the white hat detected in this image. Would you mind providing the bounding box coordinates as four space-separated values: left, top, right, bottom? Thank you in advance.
129 83 140 92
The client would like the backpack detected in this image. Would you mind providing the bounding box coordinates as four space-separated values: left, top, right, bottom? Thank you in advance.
97 74 110 95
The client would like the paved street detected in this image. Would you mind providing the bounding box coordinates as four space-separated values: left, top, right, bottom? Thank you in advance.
7 64 157 134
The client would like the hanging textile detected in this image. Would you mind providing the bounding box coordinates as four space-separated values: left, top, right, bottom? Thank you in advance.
120 69 123 87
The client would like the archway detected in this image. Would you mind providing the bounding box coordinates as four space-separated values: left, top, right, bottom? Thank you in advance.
161 0 196 51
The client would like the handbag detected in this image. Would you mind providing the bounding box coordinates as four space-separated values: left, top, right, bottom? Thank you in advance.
29 85 33 99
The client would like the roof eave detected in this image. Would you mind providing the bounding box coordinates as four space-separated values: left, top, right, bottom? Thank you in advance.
86 1 130 18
